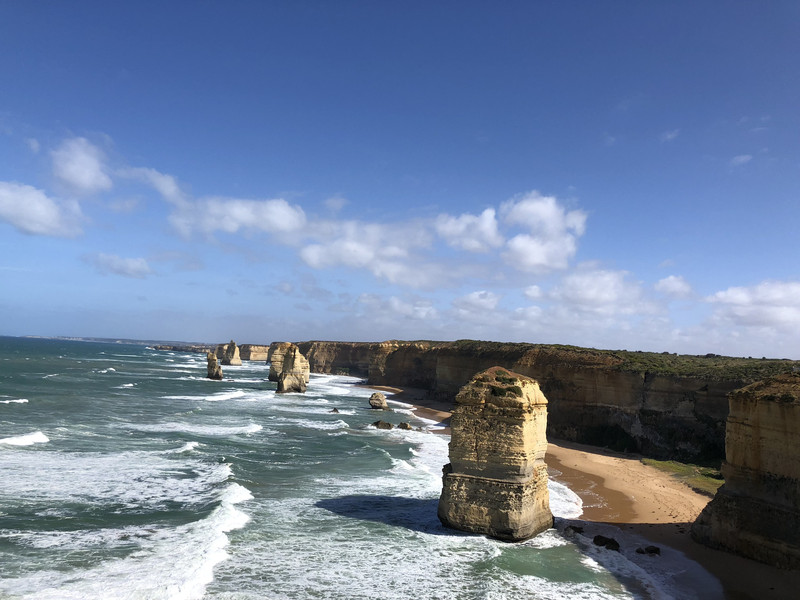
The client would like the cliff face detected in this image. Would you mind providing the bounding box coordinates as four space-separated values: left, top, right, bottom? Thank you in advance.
240 344 269 361
298 340 796 462
692 373 800 568
438 367 552 541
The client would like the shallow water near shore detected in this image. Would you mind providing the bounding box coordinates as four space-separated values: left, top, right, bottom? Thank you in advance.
0 337 716 599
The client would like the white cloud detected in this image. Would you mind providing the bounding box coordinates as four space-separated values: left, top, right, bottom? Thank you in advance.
435 207 504 252
453 290 501 312
659 129 680 142
358 294 438 321
170 196 306 238
524 285 542 300
708 281 800 328
300 220 439 287
324 196 348 212
730 154 752 167
655 275 692 298
86 253 152 279
118 167 185 205
0 181 82 237
500 192 586 272
51 137 113 194
26 138 40 153
549 267 654 316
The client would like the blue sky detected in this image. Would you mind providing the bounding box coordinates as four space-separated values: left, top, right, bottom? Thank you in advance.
1 1 799 358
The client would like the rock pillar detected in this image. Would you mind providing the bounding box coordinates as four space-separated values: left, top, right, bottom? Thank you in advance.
273 344 311 394
438 367 552 541
206 352 223 380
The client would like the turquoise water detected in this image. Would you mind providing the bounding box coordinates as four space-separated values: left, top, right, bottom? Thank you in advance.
0 337 719 599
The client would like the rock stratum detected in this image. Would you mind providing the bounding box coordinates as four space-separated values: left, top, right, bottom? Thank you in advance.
268 342 311 393
692 373 800 569
295 340 797 462
438 367 552 541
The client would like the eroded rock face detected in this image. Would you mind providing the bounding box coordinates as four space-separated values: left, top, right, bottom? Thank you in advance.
438 367 553 541
206 352 223 380
273 344 311 394
691 373 800 569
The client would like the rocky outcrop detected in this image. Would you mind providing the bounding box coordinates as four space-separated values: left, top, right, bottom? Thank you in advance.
369 392 389 410
218 340 242 366
267 342 293 382
295 339 797 462
271 344 311 394
206 352 223 380
438 367 553 541
240 344 269 361
691 373 800 569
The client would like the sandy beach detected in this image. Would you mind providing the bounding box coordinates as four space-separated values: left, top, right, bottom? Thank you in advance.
387 387 800 600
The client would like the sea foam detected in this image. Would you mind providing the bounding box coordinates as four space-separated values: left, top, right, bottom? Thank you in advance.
0 431 49 446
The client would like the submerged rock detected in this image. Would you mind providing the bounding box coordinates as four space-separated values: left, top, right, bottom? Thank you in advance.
438 367 553 541
206 352 223 380
372 420 393 430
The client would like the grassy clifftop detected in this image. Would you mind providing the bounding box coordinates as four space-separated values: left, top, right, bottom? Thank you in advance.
439 339 798 381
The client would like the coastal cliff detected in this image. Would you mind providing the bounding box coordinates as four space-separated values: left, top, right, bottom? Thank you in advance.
438 367 552 541
298 340 796 462
240 344 269 361
691 373 800 568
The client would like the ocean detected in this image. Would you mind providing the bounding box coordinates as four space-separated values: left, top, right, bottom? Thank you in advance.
0 337 720 599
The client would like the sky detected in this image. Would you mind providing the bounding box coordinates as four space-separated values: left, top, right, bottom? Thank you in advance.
1 1 799 358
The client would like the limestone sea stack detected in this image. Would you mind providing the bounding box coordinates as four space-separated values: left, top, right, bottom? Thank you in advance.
691 372 800 568
206 352 223 380
273 344 311 394
220 340 242 366
438 367 553 541
267 342 293 382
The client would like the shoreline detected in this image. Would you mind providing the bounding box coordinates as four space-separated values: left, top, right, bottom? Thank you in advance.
376 384 800 600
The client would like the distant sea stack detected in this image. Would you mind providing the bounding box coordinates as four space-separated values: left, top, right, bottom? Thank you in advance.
218 340 242 366
206 352 223 380
692 373 800 568
269 343 311 394
438 367 553 541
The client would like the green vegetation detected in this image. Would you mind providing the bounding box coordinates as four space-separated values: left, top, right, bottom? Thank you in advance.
641 458 724 497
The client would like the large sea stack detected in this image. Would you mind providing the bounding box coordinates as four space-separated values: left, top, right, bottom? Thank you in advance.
438 367 553 541
691 372 800 568
272 343 311 394
206 352 223 380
